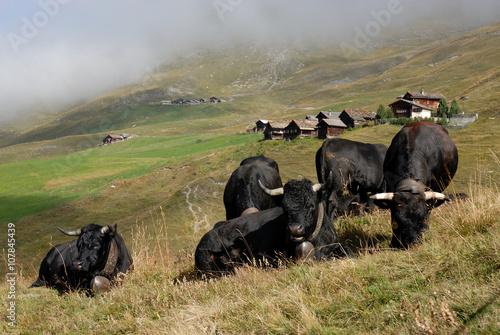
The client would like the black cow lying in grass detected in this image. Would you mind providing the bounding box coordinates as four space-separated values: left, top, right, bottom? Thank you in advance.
223 155 283 220
195 175 353 276
30 224 133 294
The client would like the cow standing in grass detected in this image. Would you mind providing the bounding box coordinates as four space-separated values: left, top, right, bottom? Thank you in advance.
371 121 458 248
315 138 387 217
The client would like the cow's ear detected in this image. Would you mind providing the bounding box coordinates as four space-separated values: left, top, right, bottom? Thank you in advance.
106 224 117 236
372 199 391 209
425 192 450 209
370 193 393 209
426 197 449 209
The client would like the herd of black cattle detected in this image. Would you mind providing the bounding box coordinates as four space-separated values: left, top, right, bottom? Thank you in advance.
30 121 459 294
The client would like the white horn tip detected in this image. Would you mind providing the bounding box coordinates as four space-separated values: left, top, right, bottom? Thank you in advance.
370 193 394 201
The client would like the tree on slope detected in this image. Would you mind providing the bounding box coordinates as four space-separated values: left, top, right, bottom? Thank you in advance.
437 99 449 119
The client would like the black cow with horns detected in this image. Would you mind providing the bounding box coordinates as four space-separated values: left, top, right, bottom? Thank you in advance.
223 155 283 220
30 224 133 294
371 121 459 248
195 174 353 276
260 177 354 261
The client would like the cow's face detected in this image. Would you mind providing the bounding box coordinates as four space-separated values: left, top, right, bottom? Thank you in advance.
388 186 429 248
259 176 330 243
60 224 115 274
372 179 449 248
281 179 321 242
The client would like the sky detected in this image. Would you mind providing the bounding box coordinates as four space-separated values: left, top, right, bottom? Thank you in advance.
0 0 499 123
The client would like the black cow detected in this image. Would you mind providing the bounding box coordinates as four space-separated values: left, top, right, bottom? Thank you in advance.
371 121 458 248
195 176 352 276
315 138 387 217
223 155 283 220
30 224 133 294
261 177 353 261
195 207 291 276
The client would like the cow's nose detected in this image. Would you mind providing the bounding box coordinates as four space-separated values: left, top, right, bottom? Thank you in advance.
73 261 84 271
289 224 304 237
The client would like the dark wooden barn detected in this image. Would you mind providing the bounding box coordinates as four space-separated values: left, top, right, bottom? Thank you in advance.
317 118 347 139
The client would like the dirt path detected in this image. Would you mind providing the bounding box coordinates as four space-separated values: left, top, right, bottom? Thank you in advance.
183 184 210 233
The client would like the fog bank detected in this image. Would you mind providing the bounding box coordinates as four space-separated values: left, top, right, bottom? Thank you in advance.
0 0 498 123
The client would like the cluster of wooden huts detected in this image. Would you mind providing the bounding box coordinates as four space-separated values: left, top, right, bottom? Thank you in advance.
254 109 376 141
149 96 225 105
253 89 451 141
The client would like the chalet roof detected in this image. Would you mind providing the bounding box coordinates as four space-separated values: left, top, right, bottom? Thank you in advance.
267 120 290 129
288 119 318 130
319 118 347 128
256 119 269 124
405 91 446 100
342 108 376 121
389 99 434 110
316 111 341 119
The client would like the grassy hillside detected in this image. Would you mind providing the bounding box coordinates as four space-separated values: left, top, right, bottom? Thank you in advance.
2 175 499 334
2 22 499 149
0 22 499 333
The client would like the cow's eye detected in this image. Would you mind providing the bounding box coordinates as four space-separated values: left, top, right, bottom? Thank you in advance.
92 243 100 250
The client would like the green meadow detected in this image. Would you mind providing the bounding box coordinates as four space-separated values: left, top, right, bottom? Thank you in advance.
0 133 262 225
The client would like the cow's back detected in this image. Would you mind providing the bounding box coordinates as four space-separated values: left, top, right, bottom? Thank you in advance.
223 155 282 220
384 121 458 192
195 207 287 274
316 138 387 188
30 240 79 289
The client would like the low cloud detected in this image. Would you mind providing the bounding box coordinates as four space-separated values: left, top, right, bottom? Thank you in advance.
0 0 498 123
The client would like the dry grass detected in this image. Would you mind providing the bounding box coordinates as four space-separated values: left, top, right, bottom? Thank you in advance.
2 174 499 334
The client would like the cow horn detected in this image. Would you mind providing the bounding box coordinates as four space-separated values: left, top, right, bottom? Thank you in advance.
258 180 283 196
312 171 333 192
58 227 82 236
101 224 115 234
312 183 323 192
424 191 449 201
370 193 395 201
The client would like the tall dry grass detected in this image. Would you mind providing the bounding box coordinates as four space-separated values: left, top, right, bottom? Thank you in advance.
1 175 499 334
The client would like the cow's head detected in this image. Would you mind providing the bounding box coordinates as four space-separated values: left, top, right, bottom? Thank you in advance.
59 224 117 274
371 179 449 248
259 175 331 243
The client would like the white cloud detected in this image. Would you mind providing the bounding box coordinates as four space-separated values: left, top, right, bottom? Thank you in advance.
0 0 498 122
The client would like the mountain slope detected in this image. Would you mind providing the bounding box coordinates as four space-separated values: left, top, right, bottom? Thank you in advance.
2 22 499 150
